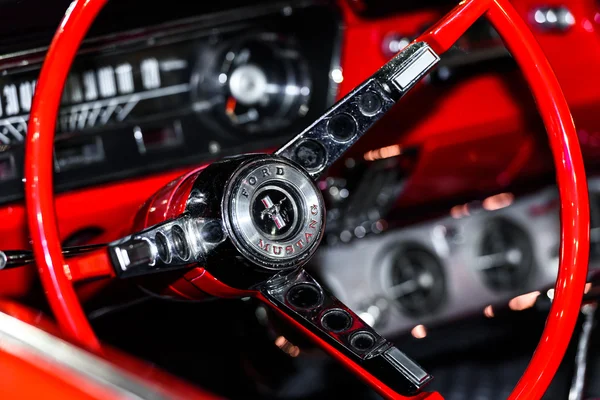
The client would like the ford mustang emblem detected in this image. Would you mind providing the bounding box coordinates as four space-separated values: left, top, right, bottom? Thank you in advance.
224 157 325 270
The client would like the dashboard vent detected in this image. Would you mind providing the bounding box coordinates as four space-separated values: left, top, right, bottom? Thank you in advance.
388 245 446 317
477 218 533 291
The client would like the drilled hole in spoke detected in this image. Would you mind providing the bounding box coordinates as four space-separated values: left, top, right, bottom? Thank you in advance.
321 308 352 333
155 232 171 263
171 225 190 261
349 331 376 351
286 283 322 310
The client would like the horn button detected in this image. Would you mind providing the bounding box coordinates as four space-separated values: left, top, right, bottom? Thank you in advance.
224 157 325 270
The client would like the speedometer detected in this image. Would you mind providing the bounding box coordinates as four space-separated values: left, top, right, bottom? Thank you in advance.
57 56 191 135
0 43 195 145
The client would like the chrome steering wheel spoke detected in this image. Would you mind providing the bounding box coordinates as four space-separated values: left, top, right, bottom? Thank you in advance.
108 215 226 279
260 268 433 396
276 42 439 179
1 215 226 279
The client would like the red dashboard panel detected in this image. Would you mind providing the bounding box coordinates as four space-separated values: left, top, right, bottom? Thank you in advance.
337 0 600 206
0 0 599 297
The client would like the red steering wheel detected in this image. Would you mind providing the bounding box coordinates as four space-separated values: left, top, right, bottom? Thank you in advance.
25 0 589 399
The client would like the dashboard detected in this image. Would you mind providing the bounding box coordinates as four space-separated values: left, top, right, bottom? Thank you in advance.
0 0 599 340
0 1 340 203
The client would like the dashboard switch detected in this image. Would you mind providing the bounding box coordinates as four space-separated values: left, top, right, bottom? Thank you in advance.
133 120 184 155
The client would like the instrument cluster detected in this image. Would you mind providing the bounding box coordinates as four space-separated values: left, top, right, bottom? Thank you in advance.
0 1 340 204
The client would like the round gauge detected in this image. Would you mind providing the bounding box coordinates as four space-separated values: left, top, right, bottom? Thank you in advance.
477 217 533 292
193 32 312 136
385 244 446 317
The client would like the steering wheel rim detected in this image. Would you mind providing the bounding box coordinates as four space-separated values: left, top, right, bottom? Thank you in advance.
24 0 589 399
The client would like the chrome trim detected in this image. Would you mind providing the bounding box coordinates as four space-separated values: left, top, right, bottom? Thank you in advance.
108 214 226 278
261 268 432 394
0 311 171 399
